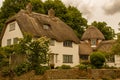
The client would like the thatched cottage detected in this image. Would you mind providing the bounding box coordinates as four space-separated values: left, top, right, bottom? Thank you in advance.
1 3 120 68
0 4 80 67
79 26 120 67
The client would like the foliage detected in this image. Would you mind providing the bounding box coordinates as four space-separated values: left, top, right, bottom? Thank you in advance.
1 67 11 77
0 0 30 32
13 62 32 76
91 21 115 40
60 65 71 69
0 47 9 68
90 51 105 68
34 66 50 75
112 34 120 55
64 6 87 38
0 0 87 39
77 64 87 70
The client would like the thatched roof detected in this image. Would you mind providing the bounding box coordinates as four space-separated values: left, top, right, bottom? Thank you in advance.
1 9 80 43
79 40 116 55
81 26 105 40
79 41 93 55
97 40 116 53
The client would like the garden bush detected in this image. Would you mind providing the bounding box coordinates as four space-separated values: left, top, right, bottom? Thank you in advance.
14 62 32 76
34 66 50 75
90 51 105 68
60 65 71 69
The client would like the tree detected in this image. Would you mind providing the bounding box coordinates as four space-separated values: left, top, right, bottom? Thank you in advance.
90 51 105 68
64 6 87 38
30 0 45 13
16 34 49 68
0 0 30 32
0 0 87 39
91 21 115 40
112 34 120 55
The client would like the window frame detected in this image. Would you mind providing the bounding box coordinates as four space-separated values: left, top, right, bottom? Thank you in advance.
63 55 73 63
49 39 55 46
13 38 18 44
9 22 15 31
80 55 89 60
91 39 96 47
43 24 50 30
63 41 72 47
7 39 11 46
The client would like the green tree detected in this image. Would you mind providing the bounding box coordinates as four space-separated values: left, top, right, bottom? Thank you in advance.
90 51 105 68
64 6 87 38
0 0 87 39
30 0 45 13
0 0 30 32
92 21 115 40
112 34 120 55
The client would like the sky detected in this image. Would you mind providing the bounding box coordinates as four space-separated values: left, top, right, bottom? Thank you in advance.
0 0 120 33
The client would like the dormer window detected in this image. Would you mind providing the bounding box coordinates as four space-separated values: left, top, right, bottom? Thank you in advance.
63 41 72 47
49 39 55 46
9 22 15 31
91 39 96 47
43 24 50 30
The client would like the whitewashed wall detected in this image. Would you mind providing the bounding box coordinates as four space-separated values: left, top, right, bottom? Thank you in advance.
49 41 79 67
2 21 23 47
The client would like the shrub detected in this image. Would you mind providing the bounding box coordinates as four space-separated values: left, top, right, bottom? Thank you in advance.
60 65 71 69
78 64 87 70
14 62 31 76
1 67 10 77
34 66 50 75
90 51 105 68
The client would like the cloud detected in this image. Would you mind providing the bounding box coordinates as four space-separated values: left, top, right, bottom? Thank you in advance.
61 0 94 19
103 0 120 15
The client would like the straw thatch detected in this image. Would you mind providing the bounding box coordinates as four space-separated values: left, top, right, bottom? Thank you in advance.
81 26 105 40
1 9 80 43
79 41 93 55
97 40 116 53
79 40 116 55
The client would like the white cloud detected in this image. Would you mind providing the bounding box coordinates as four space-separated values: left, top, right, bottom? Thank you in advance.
103 0 120 15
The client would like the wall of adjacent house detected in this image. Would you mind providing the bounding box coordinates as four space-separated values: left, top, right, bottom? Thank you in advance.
1 21 23 47
49 41 79 67
106 55 120 67
115 55 120 67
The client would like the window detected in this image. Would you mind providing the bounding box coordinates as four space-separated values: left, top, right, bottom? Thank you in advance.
91 39 96 47
9 22 15 31
13 38 18 44
63 55 73 63
63 41 72 47
43 24 50 29
49 39 55 46
7 39 11 46
80 55 88 60
107 55 115 62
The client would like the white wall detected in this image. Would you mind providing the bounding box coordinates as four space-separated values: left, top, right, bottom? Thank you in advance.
106 55 120 67
49 41 79 67
2 21 79 67
2 21 23 47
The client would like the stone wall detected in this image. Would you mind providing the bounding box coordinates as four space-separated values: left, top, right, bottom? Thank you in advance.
42 69 120 80
1 69 120 80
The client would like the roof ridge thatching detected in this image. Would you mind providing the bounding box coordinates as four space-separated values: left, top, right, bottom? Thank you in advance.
81 26 105 40
1 9 80 44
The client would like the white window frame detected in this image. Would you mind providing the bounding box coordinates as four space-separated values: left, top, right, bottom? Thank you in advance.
63 55 73 63
7 39 11 46
91 39 96 47
49 39 55 46
9 22 15 31
43 24 50 30
13 38 18 44
63 41 72 47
